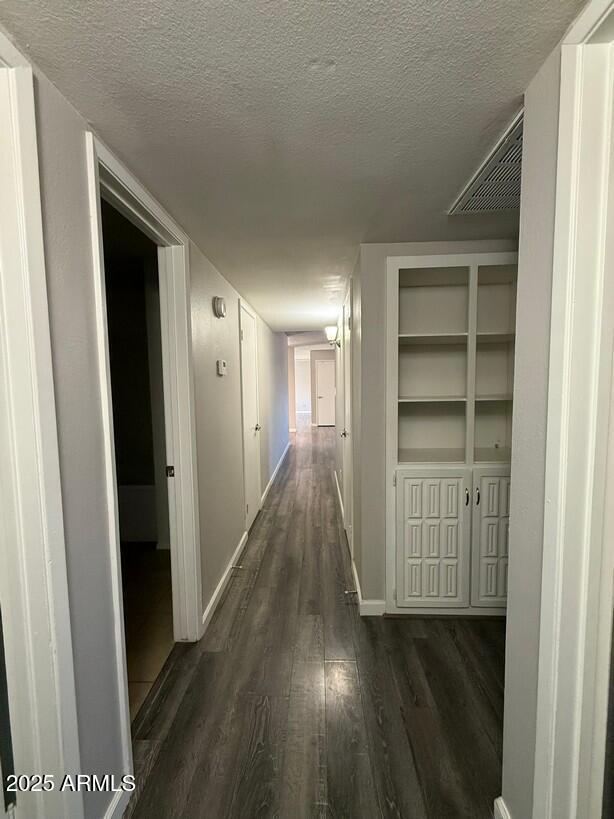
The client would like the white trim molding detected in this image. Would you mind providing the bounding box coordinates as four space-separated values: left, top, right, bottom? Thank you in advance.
201 531 249 632
0 64 83 818
494 796 512 819
359 599 387 616
351 561 386 616
261 441 291 506
85 132 204 785
103 788 130 819
334 469 344 520
532 9 614 818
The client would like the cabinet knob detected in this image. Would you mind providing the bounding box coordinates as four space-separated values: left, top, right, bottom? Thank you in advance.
465 488 469 506
476 487 481 506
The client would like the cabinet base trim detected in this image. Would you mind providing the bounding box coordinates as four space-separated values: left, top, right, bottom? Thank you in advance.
352 560 386 616
386 603 506 617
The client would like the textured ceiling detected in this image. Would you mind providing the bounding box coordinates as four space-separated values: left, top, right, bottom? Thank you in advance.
0 1 583 330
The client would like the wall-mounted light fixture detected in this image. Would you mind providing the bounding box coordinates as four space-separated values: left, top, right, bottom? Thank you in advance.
325 325 341 347
212 296 227 318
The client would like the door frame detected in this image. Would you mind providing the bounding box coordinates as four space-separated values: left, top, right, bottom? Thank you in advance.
0 54 83 819
315 358 336 426
85 134 203 779
238 299 262 528
342 284 354 553
531 3 614 816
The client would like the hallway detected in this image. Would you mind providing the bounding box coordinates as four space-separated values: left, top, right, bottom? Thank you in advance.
128 421 505 818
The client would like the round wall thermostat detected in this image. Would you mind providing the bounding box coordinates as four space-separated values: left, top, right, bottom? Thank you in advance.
212 296 227 318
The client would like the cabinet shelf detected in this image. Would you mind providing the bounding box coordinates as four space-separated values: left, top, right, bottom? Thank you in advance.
475 394 513 402
474 446 512 463
399 333 467 346
398 447 466 464
476 331 515 344
398 395 466 404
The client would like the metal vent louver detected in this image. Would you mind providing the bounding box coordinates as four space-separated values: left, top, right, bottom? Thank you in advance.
449 112 523 214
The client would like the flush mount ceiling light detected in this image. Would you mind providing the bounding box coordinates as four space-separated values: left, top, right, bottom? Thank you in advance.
325 325 340 347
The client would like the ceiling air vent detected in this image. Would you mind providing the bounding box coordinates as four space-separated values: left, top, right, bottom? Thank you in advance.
449 111 523 214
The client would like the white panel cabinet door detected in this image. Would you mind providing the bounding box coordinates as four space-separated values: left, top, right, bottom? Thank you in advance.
396 468 471 607
471 466 510 607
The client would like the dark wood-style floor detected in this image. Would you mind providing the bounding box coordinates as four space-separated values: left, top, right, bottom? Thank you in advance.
127 421 505 818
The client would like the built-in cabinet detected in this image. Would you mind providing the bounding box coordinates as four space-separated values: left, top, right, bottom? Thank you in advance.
387 251 517 614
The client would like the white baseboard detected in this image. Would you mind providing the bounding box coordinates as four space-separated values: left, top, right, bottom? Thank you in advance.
104 788 130 819
334 469 344 519
201 530 248 632
261 440 291 506
360 599 386 615
351 560 386 616
494 796 512 819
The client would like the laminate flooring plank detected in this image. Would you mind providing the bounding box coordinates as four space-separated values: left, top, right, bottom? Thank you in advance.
386 623 478 818
131 651 232 819
124 740 162 819
352 617 428 819
280 661 327 818
227 694 289 819
325 660 381 819
453 620 505 724
298 470 324 615
429 620 503 758
132 642 200 742
321 487 355 661
294 615 325 663
413 625 501 816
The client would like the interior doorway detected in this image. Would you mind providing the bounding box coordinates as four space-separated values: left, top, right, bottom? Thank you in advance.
101 201 173 721
315 358 336 426
239 301 262 532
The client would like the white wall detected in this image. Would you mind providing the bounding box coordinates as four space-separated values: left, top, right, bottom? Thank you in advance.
257 315 289 494
287 346 296 431
334 311 344 490
10 37 289 818
501 47 561 819
295 358 311 413
192 272 289 609
190 248 248 610
33 68 121 819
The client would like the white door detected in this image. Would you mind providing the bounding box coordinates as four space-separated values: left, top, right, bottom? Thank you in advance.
342 292 353 552
240 303 261 531
316 359 335 426
471 467 510 607
396 467 471 607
